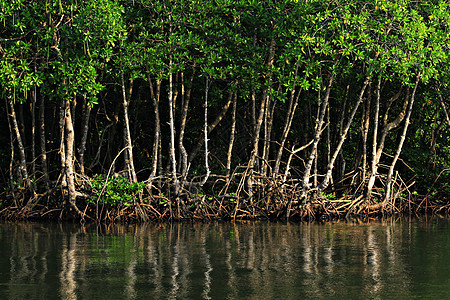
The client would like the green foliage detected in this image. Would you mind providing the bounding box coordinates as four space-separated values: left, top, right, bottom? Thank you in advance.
89 174 144 206
158 193 169 206
320 192 336 200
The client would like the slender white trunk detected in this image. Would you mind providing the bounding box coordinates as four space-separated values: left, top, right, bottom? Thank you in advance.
188 91 233 165
64 98 77 204
168 61 178 195
262 95 276 176
361 84 371 183
301 73 334 201
247 37 276 198
78 96 91 176
438 87 450 126
8 99 32 191
6 99 15 192
120 72 137 183
200 77 211 186
147 74 161 182
59 98 67 186
226 91 237 178
367 75 381 198
318 77 370 192
367 86 409 198
384 75 420 202
273 71 304 175
39 91 49 188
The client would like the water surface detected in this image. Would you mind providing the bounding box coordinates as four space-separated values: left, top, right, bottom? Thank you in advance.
0 218 449 299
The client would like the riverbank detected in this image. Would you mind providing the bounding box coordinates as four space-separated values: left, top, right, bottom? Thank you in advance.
1 186 449 223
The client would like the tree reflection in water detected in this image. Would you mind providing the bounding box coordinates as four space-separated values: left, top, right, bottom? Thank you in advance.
0 218 449 299
59 231 77 300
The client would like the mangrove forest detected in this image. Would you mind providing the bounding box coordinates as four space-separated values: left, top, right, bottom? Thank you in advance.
1 0 450 222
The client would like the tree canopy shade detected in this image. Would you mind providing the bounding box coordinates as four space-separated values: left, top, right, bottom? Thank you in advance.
1 0 450 221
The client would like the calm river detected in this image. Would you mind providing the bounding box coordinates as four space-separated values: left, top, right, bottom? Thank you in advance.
0 218 449 299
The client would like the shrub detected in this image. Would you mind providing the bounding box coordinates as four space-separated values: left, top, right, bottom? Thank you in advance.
89 174 145 206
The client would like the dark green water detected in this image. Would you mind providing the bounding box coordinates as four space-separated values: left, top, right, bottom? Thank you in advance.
0 218 449 299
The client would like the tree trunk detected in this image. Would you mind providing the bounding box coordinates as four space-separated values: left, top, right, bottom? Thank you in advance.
64 98 77 205
326 101 331 178
120 72 137 183
78 96 91 176
361 82 372 182
8 99 32 191
200 76 211 186
427 112 442 167
367 86 409 198
247 89 268 199
273 70 304 176
178 68 195 177
262 92 276 176
318 77 370 192
38 91 49 189
300 72 335 202
59 98 67 186
30 89 36 179
247 37 276 199
337 84 349 181
226 91 237 178
18 103 27 148
6 98 16 193
146 74 162 185
384 75 420 203
188 90 234 165
438 87 450 126
104 98 122 169
374 87 409 168
261 97 270 175
168 62 179 196
367 75 381 199
251 88 256 134
283 140 314 184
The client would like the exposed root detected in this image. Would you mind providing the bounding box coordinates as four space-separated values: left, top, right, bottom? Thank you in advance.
0 170 449 222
